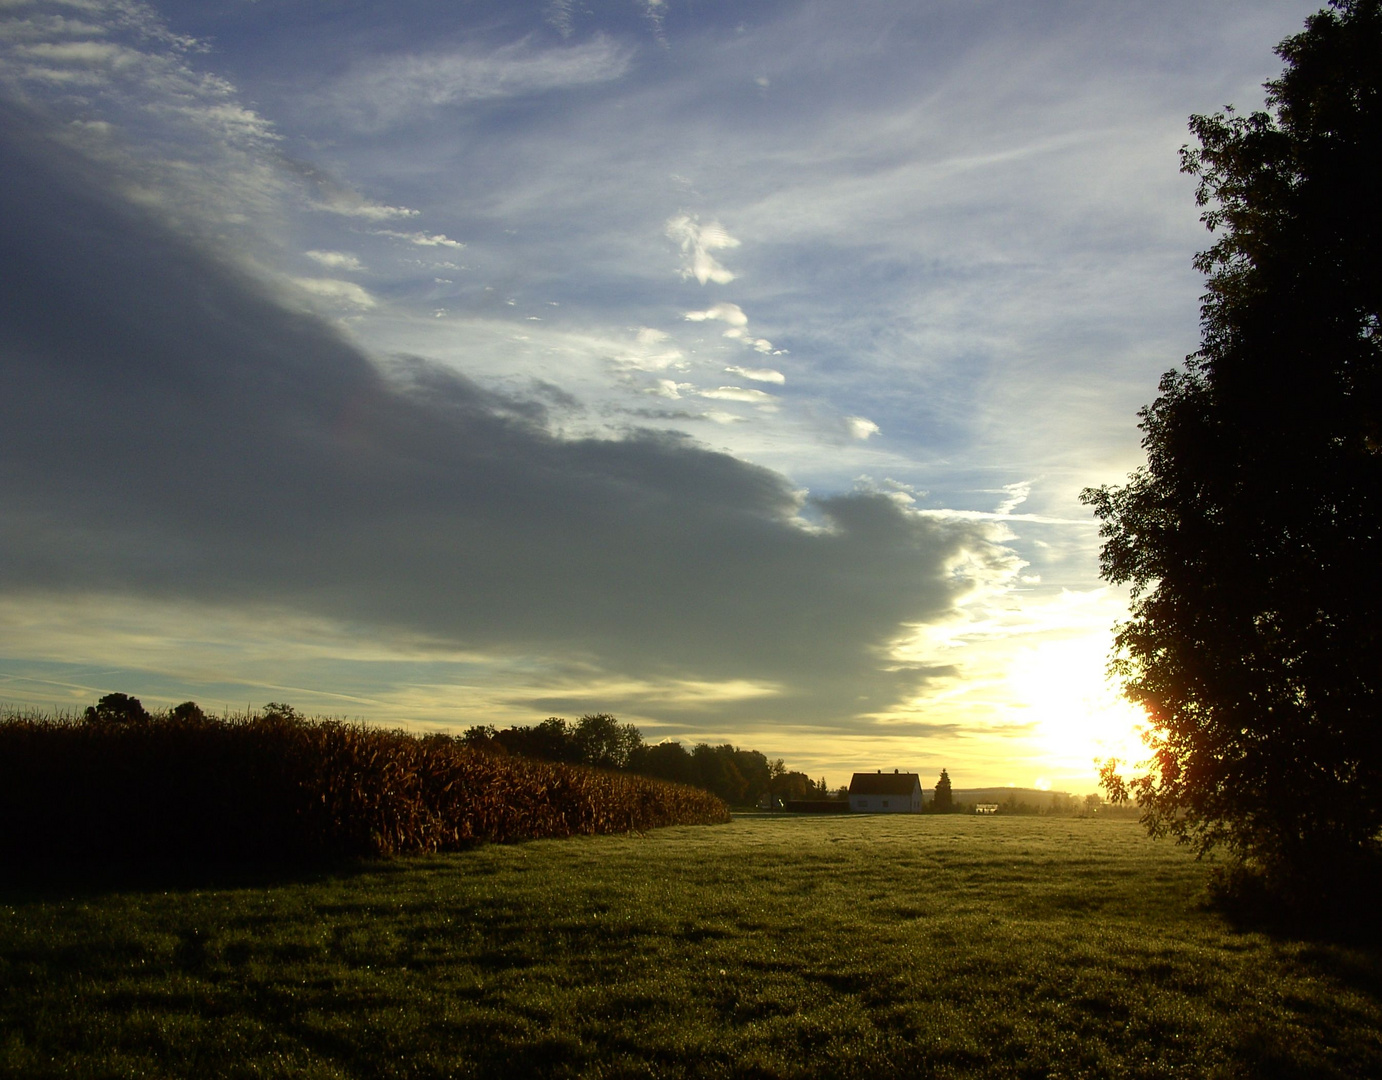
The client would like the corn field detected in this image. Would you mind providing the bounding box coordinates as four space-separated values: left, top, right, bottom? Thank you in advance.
0 706 730 864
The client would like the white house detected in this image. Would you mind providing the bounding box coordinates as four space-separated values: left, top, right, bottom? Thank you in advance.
848 770 922 812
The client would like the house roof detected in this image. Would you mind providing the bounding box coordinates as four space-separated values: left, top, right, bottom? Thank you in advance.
848 771 921 796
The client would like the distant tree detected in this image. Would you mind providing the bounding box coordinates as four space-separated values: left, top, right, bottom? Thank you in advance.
83 693 150 725
533 717 581 762
493 717 580 762
167 701 207 724
461 724 501 752
692 743 749 805
1082 1 1382 897
777 770 815 802
932 769 954 813
732 749 772 806
628 740 696 786
573 713 642 770
767 757 788 806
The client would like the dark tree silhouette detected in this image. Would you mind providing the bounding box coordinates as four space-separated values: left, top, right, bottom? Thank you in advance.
83 693 150 725
932 769 954 813
1083 0 1382 897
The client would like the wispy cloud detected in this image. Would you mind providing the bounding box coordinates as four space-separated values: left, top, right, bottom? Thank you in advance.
305 250 364 271
324 36 630 129
700 386 777 405
845 416 880 440
376 229 464 248
725 365 785 384
313 190 417 220
684 300 777 353
666 214 739 285
289 277 376 308
684 301 747 327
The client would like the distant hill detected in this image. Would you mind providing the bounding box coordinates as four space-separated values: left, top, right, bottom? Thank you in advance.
932 787 1075 807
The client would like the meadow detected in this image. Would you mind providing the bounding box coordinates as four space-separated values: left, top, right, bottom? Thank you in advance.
3 815 1380 1079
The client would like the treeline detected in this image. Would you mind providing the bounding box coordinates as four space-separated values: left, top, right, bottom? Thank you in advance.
0 696 728 866
462 714 829 808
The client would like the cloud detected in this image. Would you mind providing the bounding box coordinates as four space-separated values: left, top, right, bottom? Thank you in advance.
640 0 668 47
289 276 376 308
700 386 777 405
0 106 1016 728
725 365 785 384
994 480 1032 515
653 379 693 399
376 229 464 248
684 301 748 327
684 301 776 354
325 36 630 130
665 214 739 285
305 250 364 271
723 328 777 354
613 326 685 372
0 0 288 246
845 416 880 440
313 189 418 220
544 0 576 38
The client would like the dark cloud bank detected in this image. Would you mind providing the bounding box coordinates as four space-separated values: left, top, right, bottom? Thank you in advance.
0 105 1008 726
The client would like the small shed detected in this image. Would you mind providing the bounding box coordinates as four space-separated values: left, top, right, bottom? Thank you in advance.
848 770 922 813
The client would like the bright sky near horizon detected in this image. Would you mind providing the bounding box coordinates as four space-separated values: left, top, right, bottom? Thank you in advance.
0 0 1322 792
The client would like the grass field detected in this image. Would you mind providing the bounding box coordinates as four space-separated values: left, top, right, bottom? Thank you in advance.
3 815 1380 1078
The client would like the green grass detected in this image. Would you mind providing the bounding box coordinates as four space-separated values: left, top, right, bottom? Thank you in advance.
3 816 1380 1078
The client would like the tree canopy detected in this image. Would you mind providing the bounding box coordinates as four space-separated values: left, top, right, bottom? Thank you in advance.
1083 0 1381 896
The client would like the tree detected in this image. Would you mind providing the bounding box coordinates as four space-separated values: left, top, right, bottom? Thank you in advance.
628 739 696 786
1082 1 1382 896
83 693 150 725
167 701 207 724
573 713 643 770
692 743 749 805
931 769 954 813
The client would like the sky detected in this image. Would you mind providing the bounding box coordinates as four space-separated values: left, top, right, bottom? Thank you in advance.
0 0 1324 791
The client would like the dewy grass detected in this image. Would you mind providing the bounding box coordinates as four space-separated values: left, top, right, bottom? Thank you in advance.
3 816 1380 1078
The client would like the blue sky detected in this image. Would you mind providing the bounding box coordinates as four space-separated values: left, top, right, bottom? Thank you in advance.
0 0 1322 788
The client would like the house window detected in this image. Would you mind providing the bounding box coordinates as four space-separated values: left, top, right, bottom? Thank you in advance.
882 800 889 808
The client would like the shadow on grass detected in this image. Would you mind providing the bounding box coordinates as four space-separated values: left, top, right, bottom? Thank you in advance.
0 853 392 903
1205 861 1382 1012
1206 863 1382 949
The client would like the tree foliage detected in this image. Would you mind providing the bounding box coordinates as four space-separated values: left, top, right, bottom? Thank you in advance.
1083 1 1382 891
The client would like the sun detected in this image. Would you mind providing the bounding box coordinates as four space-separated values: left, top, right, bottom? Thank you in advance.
1004 635 1149 781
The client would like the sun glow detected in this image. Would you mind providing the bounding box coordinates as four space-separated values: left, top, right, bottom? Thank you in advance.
1005 635 1149 783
